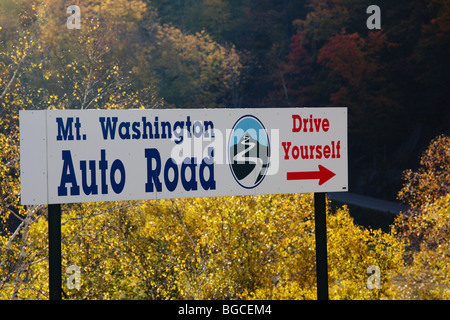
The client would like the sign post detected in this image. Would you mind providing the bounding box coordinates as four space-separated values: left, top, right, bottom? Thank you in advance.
48 203 62 300
20 107 347 300
314 192 328 300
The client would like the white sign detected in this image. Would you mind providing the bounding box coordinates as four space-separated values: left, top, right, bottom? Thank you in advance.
20 108 347 205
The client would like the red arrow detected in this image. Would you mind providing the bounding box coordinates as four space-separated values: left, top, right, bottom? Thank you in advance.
287 165 336 185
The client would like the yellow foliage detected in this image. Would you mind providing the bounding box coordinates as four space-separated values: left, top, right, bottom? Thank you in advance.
394 194 450 299
1 192 406 299
398 135 450 210
393 135 450 298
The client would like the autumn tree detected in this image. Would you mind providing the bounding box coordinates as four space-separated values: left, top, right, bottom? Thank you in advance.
36 0 162 110
146 24 242 108
393 136 450 298
398 135 450 210
317 30 400 143
0 1 47 298
1 193 405 300
395 136 450 254
0 0 156 298
394 194 450 299
274 31 314 107
272 0 450 199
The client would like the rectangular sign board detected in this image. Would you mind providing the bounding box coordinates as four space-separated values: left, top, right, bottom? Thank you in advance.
20 108 347 205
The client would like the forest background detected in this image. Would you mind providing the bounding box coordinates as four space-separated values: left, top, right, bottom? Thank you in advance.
0 0 449 299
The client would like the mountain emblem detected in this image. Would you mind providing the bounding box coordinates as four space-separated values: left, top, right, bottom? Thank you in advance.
228 116 270 189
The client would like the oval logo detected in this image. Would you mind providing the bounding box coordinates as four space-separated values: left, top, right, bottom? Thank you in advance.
228 115 270 189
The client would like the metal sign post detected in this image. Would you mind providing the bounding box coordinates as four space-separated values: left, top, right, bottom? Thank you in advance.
314 192 328 300
48 204 62 300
